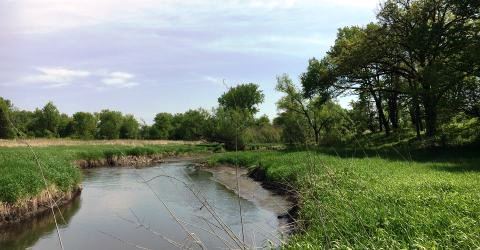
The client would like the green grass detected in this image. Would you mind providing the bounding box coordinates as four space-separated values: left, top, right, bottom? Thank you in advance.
207 147 480 249
0 144 215 203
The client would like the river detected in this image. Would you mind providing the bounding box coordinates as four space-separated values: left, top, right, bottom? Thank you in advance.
0 161 291 249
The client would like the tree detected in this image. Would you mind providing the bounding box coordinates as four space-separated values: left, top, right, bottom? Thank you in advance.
31 101 61 137
96 110 123 139
377 0 480 136
58 114 74 138
171 109 209 140
72 112 97 139
218 83 265 114
0 98 13 139
209 83 265 150
120 115 140 139
151 113 174 139
274 111 308 146
277 74 349 145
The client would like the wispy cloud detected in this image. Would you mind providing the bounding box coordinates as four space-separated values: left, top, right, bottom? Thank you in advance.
21 67 91 88
17 67 139 89
101 71 139 88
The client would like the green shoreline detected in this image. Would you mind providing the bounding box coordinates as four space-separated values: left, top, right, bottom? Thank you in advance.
207 148 480 249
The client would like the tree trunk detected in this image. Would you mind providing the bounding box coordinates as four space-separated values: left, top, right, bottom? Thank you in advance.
423 97 437 137
314 129 320 146
387 93 399 130
370 90 390 136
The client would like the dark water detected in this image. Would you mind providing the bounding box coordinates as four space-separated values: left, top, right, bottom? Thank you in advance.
0 162 290 249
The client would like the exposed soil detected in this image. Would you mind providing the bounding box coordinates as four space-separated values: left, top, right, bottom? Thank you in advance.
0 186 82 228
198 164 300 233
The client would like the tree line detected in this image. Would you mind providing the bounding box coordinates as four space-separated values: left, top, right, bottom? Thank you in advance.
0 83 282 149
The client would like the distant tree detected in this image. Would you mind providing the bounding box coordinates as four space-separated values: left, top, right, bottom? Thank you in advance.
58 114 74 137
96 110 123 139
218 83 265 114
120 115 140 139
10 110 34 137
0 97 14 139
205 108 253 150
30 101 61 137
171 109 209 140
72 112 97 139
151 113 174 139
274 111 308 146
255 115 271 126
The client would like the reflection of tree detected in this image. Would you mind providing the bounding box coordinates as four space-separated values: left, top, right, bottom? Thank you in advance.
0 195 82 250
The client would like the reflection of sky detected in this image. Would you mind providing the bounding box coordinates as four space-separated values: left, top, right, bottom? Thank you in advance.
0 0 377 122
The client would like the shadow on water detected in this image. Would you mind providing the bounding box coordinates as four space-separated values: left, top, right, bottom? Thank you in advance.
0 195 82 250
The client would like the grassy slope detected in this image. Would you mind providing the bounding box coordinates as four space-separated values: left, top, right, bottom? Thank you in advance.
0 143 214 203
208 147 480 249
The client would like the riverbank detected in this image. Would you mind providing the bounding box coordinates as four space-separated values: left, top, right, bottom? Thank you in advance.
0 143 216 227
207 148 480 249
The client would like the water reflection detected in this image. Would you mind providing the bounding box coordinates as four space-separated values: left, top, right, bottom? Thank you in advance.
0 196 81 250
0 162 289 250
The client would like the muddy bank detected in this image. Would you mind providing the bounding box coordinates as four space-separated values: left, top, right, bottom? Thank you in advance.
199 164 299 232
76 153 209 169
0 186 82 228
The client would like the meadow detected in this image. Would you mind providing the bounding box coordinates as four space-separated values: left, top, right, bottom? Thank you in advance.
208 146 480 249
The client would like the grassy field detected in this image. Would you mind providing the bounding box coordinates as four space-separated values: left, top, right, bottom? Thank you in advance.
0 142 215 203
208 147 480 249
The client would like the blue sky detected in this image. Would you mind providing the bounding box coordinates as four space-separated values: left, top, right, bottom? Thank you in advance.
0 0 379 123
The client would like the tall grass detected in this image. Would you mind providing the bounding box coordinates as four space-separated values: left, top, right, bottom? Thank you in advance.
208 149 480 249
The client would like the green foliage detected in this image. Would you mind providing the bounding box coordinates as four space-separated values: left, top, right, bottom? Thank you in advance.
205 108 253 150
218 83 264 114
72 112 97 139
0 97 14 139
151 113 174 139
30 102 61 137
170 109 209 140
120 114 140 139
96 110 123 139
276 75 350 145
209 149 480 249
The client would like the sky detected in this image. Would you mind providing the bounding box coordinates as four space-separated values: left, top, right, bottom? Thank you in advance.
0 0 379 123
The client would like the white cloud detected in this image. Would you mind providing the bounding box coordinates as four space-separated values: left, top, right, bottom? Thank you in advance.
21 67 91 88
101 71 139 88
18 67 139 89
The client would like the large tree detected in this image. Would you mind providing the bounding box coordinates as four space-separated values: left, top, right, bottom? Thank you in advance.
377 0 480 136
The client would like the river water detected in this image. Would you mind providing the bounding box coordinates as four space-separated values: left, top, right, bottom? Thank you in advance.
0 161 291 249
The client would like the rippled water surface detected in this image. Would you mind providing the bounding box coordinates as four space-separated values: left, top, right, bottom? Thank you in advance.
0 162 290 249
